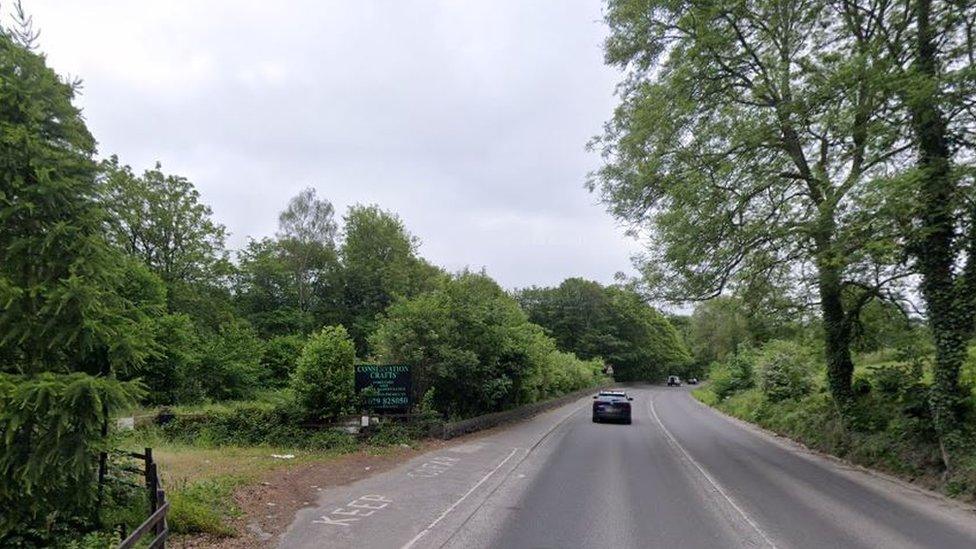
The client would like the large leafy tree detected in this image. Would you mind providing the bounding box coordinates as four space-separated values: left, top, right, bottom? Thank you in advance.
0 13 148 540
592 0 912 406
234 237 308 336
518 278 692 380
869 0 976 462
100 157 233 323
372 272 581 417
277 187 340 319
339 205 444 351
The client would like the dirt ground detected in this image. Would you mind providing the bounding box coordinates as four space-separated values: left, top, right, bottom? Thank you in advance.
168 439 460 548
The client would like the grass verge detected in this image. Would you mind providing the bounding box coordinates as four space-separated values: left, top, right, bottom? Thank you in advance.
692 385 976 501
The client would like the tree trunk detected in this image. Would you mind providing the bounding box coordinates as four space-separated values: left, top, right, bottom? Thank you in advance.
819 260 855 407
812 200 855 408
909 0 968 468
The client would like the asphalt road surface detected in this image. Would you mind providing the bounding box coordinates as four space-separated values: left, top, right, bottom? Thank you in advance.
279 386 976 548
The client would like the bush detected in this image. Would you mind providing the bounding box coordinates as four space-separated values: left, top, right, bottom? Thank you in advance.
709 352 756 400
852 375 872 397
291 325 356 421
158 401 359 450
756 340 815 402
261 334 307 387
870 362 921 396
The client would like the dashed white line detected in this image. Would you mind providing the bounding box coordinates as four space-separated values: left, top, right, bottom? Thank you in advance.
400 447 521 549
648 395 778 549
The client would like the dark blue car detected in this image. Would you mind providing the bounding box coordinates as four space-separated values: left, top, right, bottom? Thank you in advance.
592 391 633 424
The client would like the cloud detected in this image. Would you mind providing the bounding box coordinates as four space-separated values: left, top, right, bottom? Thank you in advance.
26 0 640 288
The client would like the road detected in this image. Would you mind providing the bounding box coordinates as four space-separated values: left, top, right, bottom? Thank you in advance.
279 386 976 548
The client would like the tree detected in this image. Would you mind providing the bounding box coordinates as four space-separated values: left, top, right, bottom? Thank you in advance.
234 238 309 336
339 205 443 351
869 0 976 463
593 0 912 407
135 313 203 405
277 187 340 319
291 325 356 421
0 15 154 540
519 278 692 381
688 298 751 365
100 157 233 319
196 319 264 401
373 272 608 417
260 333 307 387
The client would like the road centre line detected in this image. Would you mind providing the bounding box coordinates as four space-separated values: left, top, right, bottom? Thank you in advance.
648 395 778 549
400 447 520 549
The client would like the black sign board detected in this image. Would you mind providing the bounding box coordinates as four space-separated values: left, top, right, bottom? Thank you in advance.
354 364 411 411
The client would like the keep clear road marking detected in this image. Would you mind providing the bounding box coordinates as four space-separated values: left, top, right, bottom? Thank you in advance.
408 456 461 478
648 395 778 549
400 448 521 549
312 494 393 527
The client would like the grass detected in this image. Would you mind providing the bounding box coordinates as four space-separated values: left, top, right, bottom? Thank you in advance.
128 388 292 418
118 420 422 538
120 436 351 537
693 379 976 501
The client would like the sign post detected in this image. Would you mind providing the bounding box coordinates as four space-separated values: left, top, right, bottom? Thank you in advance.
354 364 412 412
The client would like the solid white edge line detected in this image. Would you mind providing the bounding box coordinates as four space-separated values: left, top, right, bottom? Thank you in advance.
400 447 521 549
649 395 778 549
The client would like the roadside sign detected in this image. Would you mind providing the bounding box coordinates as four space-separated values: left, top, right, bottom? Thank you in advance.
355 364 411 411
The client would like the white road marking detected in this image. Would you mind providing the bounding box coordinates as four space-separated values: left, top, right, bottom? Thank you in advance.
408 456 461 478
648 395 778 549
400 447 520 549
312 494 392 527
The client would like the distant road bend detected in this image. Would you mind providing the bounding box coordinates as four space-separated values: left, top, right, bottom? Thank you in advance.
280 386 976 549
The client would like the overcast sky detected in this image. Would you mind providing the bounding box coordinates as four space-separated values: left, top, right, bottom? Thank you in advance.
27 0 640 289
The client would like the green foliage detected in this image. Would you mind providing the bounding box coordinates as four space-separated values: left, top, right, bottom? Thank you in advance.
373 272 606 418
167 477 238 536
234 238 312 337
518 278 691 381
99 158 231 298
369 422 413 446
277 187 340 322
261 333 307 387
157 400 359 451
0 25 162 544
196 320 264 401
709 353 756 400
136 314 203 405
756 341 816 403
687 298 751 365
594 0 913 408
291 326 357 420
0 32 154 378
850 301 913 354
0 373 143 541
339 205 444 352
852 376 872 397
100 158 237 333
